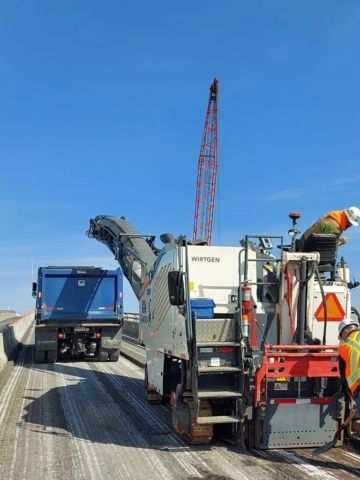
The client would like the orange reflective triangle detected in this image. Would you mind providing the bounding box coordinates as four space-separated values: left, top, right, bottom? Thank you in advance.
314 292 345 321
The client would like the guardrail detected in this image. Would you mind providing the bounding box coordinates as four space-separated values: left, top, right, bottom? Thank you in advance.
123 312 140 338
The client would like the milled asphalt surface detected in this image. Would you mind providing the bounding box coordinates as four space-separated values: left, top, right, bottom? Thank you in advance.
1 325 360 479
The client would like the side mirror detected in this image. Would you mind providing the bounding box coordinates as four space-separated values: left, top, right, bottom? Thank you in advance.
168 271 185 306
32 281 37 298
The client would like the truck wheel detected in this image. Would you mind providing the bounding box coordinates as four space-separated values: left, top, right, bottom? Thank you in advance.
35 349 45 364
47 350 57 364
98 347 109 362
109 349 120 362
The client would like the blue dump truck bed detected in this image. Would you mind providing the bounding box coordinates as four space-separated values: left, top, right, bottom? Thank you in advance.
36 266 122 322
33 266 124 364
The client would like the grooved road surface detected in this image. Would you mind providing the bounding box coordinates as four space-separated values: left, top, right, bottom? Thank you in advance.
1 327 360 479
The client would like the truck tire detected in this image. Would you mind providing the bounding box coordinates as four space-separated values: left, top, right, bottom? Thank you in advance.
109 349 120 362
35 349 45 364
47 349 57 364
98 347 109 362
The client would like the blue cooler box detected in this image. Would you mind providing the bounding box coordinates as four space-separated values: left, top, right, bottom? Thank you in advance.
189 299 216 319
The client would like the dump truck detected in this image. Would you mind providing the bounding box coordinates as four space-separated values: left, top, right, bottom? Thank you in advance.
86 214 360 449
33 266 124 363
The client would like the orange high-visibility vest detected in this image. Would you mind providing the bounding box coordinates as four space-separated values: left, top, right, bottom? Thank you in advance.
338 330 360 394
300 210 348 246
326 211 348 232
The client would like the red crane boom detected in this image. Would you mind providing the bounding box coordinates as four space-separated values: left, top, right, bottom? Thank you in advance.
193 77 219 245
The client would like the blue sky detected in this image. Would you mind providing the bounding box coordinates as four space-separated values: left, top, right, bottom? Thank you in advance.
1 1 360 315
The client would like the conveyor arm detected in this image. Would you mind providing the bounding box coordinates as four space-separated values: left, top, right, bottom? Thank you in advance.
86 215 158 299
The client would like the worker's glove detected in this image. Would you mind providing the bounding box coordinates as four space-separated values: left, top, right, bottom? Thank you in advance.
339 237 348 245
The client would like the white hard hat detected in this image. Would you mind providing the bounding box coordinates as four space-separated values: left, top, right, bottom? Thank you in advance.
338 317 359 338
344 206 360 226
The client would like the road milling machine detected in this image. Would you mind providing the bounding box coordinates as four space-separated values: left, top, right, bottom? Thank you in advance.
86 213 360 449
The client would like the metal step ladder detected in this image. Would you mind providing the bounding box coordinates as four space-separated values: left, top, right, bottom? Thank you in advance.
190 313 243 427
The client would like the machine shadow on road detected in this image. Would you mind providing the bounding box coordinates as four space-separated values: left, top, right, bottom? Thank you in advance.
19 347 214 452
16 346 360 477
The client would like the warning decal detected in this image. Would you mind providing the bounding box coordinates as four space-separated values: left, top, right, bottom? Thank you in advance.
314 293 345 322
274 382 288 390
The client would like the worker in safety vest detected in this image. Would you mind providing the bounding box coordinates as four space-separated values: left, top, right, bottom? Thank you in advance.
298 207 360 251
338 317 360 415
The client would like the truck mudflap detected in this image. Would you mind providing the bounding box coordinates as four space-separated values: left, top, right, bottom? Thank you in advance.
100 326 122 350
255 394 345 449
253 344 344 449
35 327 58 351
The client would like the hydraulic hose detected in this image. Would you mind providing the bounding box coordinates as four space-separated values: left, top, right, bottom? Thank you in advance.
297 258 307 345
314 263 327 345
352 306 360 322
294 259 316 344
294 260 316 283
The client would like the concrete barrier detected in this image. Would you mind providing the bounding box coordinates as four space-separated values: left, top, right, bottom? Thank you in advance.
0 311 35 372
0 311 138 372
0 310 17 321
